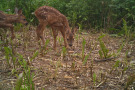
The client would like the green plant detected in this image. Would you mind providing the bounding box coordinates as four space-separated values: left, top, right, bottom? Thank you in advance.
82 38 86 61
77 23 83 33
114 42 125 57
17 54 35 90
0 40 3 50
124 74 135 90
83 47 94 65
4 46 17 71
14 23 23 32
62 47 67 59
40 39 50 55
15 72 23 90
71 61 76 70
98 34 112 59
4 47 12 66
54 60 61 78
71 12 77 28
93 73 97 85
30 51 39 62
110 60 120 74
58 37 63 46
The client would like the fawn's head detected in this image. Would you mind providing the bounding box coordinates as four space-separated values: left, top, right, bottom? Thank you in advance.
15 8 28 25
66 27 78 47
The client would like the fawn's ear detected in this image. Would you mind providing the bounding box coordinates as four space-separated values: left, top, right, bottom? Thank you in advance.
18 9 22 15
14 7 18 14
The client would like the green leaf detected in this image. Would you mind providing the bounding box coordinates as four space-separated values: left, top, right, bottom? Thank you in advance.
99 50 103 59
93 73 96 85
30 51 39 61
114 60 120 68
83 54 89 65
15 73 23 90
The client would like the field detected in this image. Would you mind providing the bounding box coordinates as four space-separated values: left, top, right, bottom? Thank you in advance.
0 26 135 90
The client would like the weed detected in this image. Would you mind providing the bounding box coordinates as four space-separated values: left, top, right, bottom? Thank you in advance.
30 51 39 62
124 74 135 90
61 47 67 60
17 54 35 90
82 38 86 61
98 34 112 59
122 19 130 39
93 73 97 85
114 42 125 57
40 39 50 55
4 47 12 66
77 23 83 33
15 72 23 90
110 60 120 74
58 37 63 46
54 60 61 79
71 12 77 28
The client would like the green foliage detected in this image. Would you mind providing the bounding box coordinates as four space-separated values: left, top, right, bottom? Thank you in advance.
62 47 67 59
40 39 50 55
83 55 89 65
122 19 129 37
82 38 86 60
2 46 38 89
1 0 135 33
58 37 63 46
93 73 97 85
98 34 112 59
15 73 23 90
124 74 135 90
110 60 120 74
114 42 125 57
30 51 39 62
4 46 17 71
18 54 35 90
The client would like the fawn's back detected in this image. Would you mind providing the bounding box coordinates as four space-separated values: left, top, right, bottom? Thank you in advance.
35 6 69 27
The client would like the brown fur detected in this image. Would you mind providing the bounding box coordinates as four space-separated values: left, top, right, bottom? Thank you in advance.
35 6 75 50
0 9 28 39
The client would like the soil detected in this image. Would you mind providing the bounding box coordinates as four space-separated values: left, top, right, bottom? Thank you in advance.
0 26 135 90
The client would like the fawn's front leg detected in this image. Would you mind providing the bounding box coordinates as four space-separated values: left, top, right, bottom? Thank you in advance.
36 23 46 45
60 29 69 49
52 28 58 51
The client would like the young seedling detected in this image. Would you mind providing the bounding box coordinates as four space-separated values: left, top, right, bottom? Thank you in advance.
40 39 50 56
77 23 83 33
93 73 97 86
58 37 63 46
61 46 67 60
98 34 112 59
54 60 61 79
82 38 86 61
18 55 35 90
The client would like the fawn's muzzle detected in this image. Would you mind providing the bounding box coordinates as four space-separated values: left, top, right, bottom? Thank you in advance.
25 23 28 25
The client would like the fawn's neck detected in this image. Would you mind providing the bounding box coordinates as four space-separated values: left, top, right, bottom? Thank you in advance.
6 14 19 23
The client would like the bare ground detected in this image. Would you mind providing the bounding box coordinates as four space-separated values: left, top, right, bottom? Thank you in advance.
0 26 135 90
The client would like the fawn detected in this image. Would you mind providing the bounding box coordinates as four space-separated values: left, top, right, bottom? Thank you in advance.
0 8 28 39
35 6 76 51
